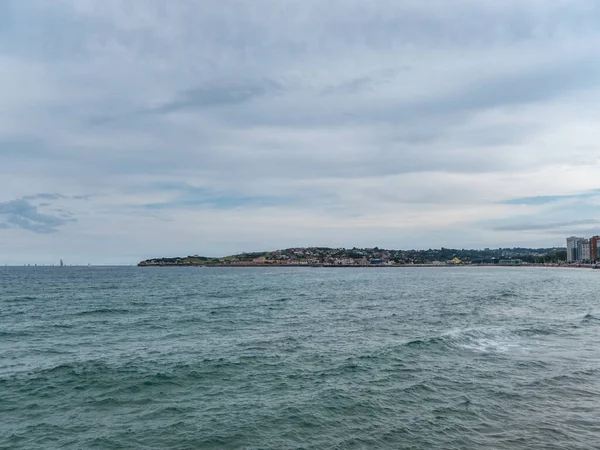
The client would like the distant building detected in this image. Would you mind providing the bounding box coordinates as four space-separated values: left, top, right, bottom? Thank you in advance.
445 257 462 265
582 240 591 261
566 236 586 262
498 259 522 266
472 257 496 264
590 236 600 263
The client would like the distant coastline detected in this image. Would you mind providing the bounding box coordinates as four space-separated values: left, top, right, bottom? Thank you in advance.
138 262 598 269
138 246 590 268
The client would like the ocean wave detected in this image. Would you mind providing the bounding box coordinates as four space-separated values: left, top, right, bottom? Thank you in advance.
496 289 518 299
582 312 600 323
513 326 556 337
0 330 32 338
41 361 112 375
520 367 600 389
73 308 131 316
441 328 524 353
3 296 38 302
51 323 74 329
160 291 203 301
515 313 600 335
401 327 525 354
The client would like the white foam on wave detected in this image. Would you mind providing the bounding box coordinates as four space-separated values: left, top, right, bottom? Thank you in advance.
442 327 526 353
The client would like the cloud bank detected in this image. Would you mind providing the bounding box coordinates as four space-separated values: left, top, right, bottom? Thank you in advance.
0 196 76 234
1 0 600 264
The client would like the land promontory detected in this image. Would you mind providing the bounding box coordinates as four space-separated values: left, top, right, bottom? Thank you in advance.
138 246 567 267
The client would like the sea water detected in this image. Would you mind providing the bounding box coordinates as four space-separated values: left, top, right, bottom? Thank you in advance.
2 266 600 449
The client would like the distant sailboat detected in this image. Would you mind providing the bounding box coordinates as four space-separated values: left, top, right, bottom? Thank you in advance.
60 259 64 267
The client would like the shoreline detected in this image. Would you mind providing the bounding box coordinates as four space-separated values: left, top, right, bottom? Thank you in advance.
138 263 598 270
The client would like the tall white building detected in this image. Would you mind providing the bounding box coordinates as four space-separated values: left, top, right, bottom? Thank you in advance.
582 240 591 261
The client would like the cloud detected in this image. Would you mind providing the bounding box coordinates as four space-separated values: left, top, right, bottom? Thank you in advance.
493 219 600 232
505 190 600 205
145 78 285 115
320 68 401 96
22 193 66 200
0 197 76 234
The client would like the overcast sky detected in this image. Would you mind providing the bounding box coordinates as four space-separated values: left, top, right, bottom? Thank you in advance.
2 1 600 264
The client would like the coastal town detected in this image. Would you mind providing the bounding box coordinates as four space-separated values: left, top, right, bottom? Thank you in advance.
566 236 600 263
138 245 578 267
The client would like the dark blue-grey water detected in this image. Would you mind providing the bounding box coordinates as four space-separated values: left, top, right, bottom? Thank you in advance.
2 266 600 449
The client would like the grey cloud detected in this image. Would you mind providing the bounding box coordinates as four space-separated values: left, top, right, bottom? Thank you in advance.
22 193 89 202
321 68 402 96
0 138 51 158
167 58 598 157
22 193 66 200
431 58 600 115
321 76 377 96
6 1 599 61
493 219 599 232
322 57 600 131
0 198 76 233
145 78 284 115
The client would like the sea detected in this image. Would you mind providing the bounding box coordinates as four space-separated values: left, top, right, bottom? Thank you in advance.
2 266 600 449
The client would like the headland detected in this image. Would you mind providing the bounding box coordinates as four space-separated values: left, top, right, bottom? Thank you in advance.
137 246 592 268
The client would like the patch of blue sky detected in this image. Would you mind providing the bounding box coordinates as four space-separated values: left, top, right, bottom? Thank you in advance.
144 182 297 210
142 194 295 210
504 190 600 205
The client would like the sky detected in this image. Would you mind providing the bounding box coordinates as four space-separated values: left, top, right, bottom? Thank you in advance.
1 0 600 265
